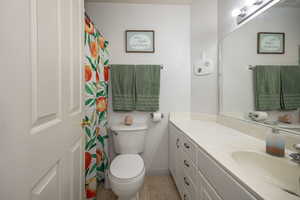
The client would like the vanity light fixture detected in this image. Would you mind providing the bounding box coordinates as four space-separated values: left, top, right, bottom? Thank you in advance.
231 7 247 17
232 0 280 25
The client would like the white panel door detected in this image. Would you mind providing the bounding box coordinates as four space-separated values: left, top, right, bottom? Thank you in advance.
0 0 84 200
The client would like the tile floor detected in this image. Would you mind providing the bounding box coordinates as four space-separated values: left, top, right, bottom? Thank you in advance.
97 175 181 200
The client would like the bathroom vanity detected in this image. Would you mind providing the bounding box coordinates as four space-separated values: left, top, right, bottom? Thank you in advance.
168 113 300 200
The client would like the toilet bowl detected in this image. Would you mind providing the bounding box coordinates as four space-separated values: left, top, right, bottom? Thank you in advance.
109 154 145 200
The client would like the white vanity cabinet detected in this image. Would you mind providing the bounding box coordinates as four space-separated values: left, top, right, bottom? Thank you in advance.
168 122 257 200
169 122 184 197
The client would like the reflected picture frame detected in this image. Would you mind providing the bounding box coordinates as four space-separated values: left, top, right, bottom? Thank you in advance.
125 30 155 53
257 32 285 54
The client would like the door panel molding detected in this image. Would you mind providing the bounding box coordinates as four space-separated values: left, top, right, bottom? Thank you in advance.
69 0 82 116
30 0 62 135
31 162 62 200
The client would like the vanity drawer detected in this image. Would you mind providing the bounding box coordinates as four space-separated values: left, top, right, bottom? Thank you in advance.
181 150 197 185
182 172 196 200
197 170 222 200
181 134 196 164
197 148 257 200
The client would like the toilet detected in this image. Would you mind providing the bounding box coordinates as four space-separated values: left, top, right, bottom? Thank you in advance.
109 123 148 200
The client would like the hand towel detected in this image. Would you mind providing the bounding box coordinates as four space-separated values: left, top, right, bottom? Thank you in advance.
110 65 135 111
135 65 160 112
281 65 300 110
254 65 281 111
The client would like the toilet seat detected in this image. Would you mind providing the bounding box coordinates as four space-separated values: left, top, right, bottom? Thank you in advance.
110 154 144 182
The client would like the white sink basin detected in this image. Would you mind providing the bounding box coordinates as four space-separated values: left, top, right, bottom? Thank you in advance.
232 151 300 196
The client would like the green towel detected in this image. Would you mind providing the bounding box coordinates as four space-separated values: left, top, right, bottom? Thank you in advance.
254 65 281 111
110 65 136 111
281 65 300 110
135 65 160 111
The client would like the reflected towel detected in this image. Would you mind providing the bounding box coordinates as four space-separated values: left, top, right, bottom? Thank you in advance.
281 66 300 110
254 65 281 111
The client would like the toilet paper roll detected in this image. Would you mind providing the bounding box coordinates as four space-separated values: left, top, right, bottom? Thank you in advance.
151 112 163 122
248 111 268 122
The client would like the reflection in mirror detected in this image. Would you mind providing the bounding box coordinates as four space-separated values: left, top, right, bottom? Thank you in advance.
220 0 300 133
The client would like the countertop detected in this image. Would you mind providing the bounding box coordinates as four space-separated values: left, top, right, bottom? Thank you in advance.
169 112 300 200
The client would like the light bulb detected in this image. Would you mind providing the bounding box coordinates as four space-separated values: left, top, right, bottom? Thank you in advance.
253 0 264 5
246 0 264 6
232 8 242 17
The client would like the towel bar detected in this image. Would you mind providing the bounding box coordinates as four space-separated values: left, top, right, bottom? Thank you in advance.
249 65 256 70
109 64 164 69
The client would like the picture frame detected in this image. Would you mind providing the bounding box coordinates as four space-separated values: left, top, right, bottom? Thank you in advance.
257 32 285 54
125 30 155 53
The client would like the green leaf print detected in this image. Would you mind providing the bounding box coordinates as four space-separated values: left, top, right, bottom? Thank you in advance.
104 41 109 48
85 98 95 106
88 143 96 151
85 84 94 95
86 56 97 71
99 111 105 122
85 137 96 151
98 163 105 172
97 135 104 147
85 168 89 177
87 34 91 45
89 163 97 175
96 91 105 98
104 59 109 65
85 127 91 138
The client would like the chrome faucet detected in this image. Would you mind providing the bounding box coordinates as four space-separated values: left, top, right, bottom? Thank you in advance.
289 144 300 164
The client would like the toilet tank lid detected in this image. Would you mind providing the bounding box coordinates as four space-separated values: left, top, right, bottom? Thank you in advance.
110 123 148 131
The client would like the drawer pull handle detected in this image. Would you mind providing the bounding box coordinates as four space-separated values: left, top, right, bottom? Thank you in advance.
184 143 190 149
184 177 190 186
184 194 188 200
184 160 190 167
176 138 180 148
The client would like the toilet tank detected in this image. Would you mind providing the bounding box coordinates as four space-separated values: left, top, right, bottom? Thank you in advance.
111 123 148 154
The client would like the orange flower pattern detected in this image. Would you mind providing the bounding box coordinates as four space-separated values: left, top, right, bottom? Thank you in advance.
83 13 110 200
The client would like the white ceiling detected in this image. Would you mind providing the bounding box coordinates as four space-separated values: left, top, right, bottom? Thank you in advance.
277 0 300 7
85 0 192 4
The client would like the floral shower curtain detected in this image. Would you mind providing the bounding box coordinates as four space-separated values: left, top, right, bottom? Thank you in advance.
83 13 110 200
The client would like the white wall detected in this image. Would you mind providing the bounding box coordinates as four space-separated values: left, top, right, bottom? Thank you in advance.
85 2 191 174
190 0 218 114
221 7 300 119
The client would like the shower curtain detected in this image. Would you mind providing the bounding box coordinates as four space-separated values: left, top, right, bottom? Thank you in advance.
83 13 110 200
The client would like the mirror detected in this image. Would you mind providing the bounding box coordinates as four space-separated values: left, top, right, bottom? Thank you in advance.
220 0 300 134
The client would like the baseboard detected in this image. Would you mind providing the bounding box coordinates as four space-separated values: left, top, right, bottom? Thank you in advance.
146 168 170 176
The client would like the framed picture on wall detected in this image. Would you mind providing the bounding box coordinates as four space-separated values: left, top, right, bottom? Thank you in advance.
257 32 285 54
125 30 155 53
